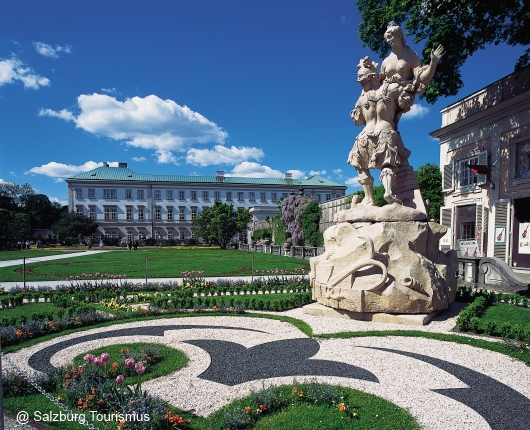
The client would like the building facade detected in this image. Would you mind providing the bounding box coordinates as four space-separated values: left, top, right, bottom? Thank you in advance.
66 164 347 243
431 66 530 271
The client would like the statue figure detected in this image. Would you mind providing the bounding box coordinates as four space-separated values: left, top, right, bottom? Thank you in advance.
308 21 457 319
347 22 445 206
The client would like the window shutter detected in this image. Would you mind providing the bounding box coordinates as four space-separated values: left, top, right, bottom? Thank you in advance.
477 150 488 185
475 203 484 256
494 201 509 261
442 163 454 192
439 206 453 250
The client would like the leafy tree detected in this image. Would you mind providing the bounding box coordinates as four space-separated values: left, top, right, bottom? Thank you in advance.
357 0 530 103
25 194 63 229
52 212 99 240
272 213 288 245
0 181 35 211
415 162 443 222
300 200 324 247
280 194 313 245
191 200 252 249
350 184 388 207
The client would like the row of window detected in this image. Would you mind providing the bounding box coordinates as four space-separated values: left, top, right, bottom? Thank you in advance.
78 206 198 221
75 188 336 202
101 231 188 241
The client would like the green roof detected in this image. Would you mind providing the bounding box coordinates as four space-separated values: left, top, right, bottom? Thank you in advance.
67 167 346 188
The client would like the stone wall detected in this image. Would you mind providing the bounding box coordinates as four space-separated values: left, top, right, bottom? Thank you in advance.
318 197 351 232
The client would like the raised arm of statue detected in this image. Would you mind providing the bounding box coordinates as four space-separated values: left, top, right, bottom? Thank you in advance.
413 45 445 91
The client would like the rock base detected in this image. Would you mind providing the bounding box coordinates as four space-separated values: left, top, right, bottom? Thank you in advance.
303 302 440 325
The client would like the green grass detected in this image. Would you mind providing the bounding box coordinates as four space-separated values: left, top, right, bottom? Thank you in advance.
479 302 530 327
0 248 309 282
0 250 83 261
202 384 419 430
0 302 55 320
71 342 188 384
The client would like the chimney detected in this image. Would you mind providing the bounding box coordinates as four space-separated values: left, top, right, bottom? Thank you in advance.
216 170 225 181
118 162 128 168
284 172 292 180
102 162 109 167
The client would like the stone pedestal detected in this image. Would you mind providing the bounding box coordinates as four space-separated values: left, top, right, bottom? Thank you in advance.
311 204 458 315
302 302 440 325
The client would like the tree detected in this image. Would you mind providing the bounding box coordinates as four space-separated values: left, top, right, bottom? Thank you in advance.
52 212 99 240
300 200 324 247
415 163 443 222
0 181 35 211
25 194 63 229
191 200 252 249
357 0 530 103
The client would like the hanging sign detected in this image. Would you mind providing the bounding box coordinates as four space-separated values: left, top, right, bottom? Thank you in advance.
494 226 506 244
518 223 530 254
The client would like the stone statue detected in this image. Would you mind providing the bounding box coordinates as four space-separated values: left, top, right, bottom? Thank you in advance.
347 22 445 207
308 21 456 319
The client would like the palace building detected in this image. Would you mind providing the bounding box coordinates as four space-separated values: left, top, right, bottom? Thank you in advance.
66 163 347 243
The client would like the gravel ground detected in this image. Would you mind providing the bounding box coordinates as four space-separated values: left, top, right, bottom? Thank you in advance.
3 311 530 430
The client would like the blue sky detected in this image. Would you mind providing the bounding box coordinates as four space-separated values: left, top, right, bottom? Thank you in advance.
1 1 527 205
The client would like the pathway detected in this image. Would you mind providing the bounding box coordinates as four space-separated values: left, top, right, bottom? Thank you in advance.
4 307 530 430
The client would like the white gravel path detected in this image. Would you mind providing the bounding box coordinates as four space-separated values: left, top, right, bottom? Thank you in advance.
4 312 529 430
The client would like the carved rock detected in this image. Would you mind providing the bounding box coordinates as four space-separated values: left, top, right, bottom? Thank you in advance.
310 221 458 314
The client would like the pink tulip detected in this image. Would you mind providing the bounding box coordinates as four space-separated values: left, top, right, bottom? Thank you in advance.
84 354 95 363
100 353 110 363
116 375 124 384
125 358 135 368
135 362 146 375
93 357 103 366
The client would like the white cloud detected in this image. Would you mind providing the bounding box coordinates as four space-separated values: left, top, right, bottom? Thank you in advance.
345 176 362 187
49 196 68 206
401 104 430 120
309 170 326 176
101 87 117 94
226 162 284 178
132 156 146 162
154 150 178 164
333 168 342 174
186 145 264 166
0 57 50 89
33 42 73 58
38 108 74 121
40 93 228 152
26 161 118 179
340 16 347 24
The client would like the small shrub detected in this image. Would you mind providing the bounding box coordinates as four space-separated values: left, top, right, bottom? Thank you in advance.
500 322 512 338
483 320 496 335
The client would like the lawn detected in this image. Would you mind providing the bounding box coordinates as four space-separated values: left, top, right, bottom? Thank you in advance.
479 302 530 327
0 248 310 282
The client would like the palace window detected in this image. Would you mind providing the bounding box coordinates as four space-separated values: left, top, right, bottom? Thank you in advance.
237 192 244 201
214 191 221 201
126 208 132 220
103 189 117 199
166 190 173 199
226 192 232 201
138 208 144 220
179 208 185 221
203 191 209 200
154 190 161 200
249 192 255 201
88 189 95 199
178 190 185 200
260 192 266 202
167 208 173 220
155 208 161 220
137 190 144 199
125 189 132 199
191 191 197 200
